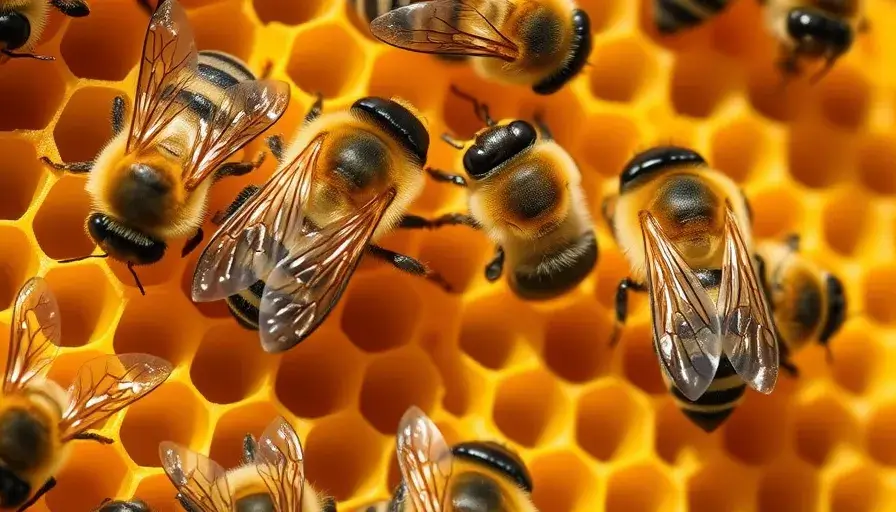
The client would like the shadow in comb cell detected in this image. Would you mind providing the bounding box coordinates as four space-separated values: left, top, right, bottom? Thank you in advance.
0 58 66 130
757 459 820 512
303 413 385 501
254 0 326 25
543 299 612 383
287 23 366 98
191 0 255 62
0 138 43 221
577 383 646 462
60 0 145 81
359 348 441 434
0 226 34 311
53 87 120 164
589 36 658 105
605 463 675 512
529 451 596 512
32 176 95 261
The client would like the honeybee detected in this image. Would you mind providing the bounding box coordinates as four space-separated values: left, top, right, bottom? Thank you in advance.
0 277 173 510
413 87 597 300
651 0 732 34
160 416 336 512
190 95 453 353
91 498 152 511
602 146 779 432
388 406 537 512
39 0 290 294
368 0 592 95
756 234 847 376
0 0 89 63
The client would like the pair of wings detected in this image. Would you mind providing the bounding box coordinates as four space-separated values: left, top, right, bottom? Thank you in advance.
395 407 455 512
3 278 173 441
129 0 288 192
191 134 397 353
369 0 520 61
160 416 306 512
640 210 779 401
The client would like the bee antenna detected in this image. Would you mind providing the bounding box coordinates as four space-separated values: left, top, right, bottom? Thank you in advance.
59 253 109 264
1 49 54 61
440 133 465 150
126 262 147 296
449 85 495 127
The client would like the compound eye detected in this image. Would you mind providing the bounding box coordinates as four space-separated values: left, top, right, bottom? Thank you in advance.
462 121 537 180
87 213 167 265
0 13 31 51
786 9 852 53
508 120 537 145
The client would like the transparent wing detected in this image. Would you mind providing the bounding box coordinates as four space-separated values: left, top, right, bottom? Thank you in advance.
160 442 233 512
640 211 722 401
60 354 173 440
181 79 290 191
396 406 453 512
717 209 780 393
369 0 519 60
191 134 325 302
4 277 61 394
257 188 396 353
127 0 198 153
254 416 305 512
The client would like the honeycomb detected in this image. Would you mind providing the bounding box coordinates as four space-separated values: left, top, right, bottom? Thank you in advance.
1 0 895 510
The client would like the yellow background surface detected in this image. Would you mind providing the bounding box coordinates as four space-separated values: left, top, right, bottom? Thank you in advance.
1 0 895 510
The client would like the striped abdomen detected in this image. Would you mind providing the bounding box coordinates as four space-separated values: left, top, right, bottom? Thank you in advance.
352 0 419 24
670 356 746 432
653 0 732 34
225 279 265 331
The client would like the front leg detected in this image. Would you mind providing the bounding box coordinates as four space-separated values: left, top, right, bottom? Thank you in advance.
305 92 324 124
426 168 467 187
368 245 454 293
39 156 93 174
610 277 648 347
214 151 266 181
111 96 126 135
182 228 204 258
398 213 478 230
72 432 114 444
15 478 56 512
49 0 89 17
485 246 505 282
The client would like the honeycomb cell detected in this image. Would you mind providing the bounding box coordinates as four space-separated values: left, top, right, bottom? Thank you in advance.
303 412 385 501
45 440 129 512
108 247 185 294
578 113 642 177
367 50 447 113
709 116 767 183
493 369 564 447
0 225 37 311
687 458 753 512
0 137 45 221
416 224 493 294
816 66 871 130
576 0 624 32
59 0 145 81
576 382 646 462
0 59 66 131
192 324 276 404
749 186 804 239
605 463 675 512
787 122 853 189
190 1 256 62
830 467 883 512
793 395 858 466
458 293 532 371
275 328 365 419
723 389 791 466
654 400 711 465
590 37 657 104
757 459 819 512
529 451 598 512
707 0 770 58
866 400 896 465
120 381 207 467
113 289 204 367
857 133 896 195
746 61 811 122
53 87 118 164
43 262 116 347
831 329 882 395
863 264 896 325
359 347 441 435
32 175 93 261
543 299 611 383
593 248 632 311
46 349 106 392
287 23 365 98
822 186 871 256
669 50 738 118
342 272 422 352
621 324 667 396
209 401 281 469
252 0 326 25
132 473 181 512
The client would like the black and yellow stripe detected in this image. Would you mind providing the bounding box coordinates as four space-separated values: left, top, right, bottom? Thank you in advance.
670 356 746 432
177 51 255 123
351 0 417 24
225 279 266 331
654 0 732 34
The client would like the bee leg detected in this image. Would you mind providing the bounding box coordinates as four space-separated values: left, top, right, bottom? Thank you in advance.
267 135 286 163
533 112 553 141
49 0 89 17
182 228 204 258
485 246 505 282
305 93 324 124
214 151 266 181
213 185 260 225
242 434 257 465
39 156 93 174
398 213 478 230
610 277 647 347
425 167 467 187
15 477 55 512
111 96 127 135
368 245 454 293
72 432 115 444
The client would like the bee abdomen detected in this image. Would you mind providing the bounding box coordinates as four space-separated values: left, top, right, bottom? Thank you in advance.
225 280 266 331
654 0 731 34
671 357 746 432
510 230 598 300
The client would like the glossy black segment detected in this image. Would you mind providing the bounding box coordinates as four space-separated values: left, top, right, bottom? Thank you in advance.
197 62 240 88
654 0 702 34
225 292 261 331
452 441 532 492
201 50 254 79
793 280 823 336
619 146 706 192
693 0 729 11
510 230 597 300
504 167 558 220
242 434 257 465
820 274 847 343
693 268 722 290
235 492 275 512
463 121 537 178
426 167 467 187
95 499 151 512
50 0 90 17
352 97 429 163
681 406 736 432
787 9 853 55
178 89 217 121
715 356 737 379
0 13 30 51
532 9 592 95
267 135 285 162
87 213 167 265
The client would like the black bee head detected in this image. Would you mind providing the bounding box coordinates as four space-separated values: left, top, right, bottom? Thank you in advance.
451 441 533 493
463 121 537 180
87 213 167 265
0 13 31 51
787 8 853 58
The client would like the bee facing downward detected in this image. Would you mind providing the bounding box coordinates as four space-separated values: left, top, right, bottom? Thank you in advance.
603 146 779 432
0 0 89 63
40 0 289 294
369 0 592 95
0 277 172 511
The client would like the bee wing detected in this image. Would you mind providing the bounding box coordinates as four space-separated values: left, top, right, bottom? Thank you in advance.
369 0 519 61
3 277 61 394
59 353 173 441
717 209 780 393
640 211 722 401
254 416 306 512
160 442 233 512
256 188 397 353
181 79 290 191
191 134 325 303
396 407 453 512
127 0 199 153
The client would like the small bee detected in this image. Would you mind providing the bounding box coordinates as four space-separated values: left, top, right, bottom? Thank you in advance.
413 87 597 300
160 416 336 512
0 0 89 63
388 406 538 512
756 234 847 376
603 146 779 432
40 0 289 294
190 94 453 353
759 0 869 81
651 0 732 34
368 0 592 95
91 498 152 511
0 277 173 511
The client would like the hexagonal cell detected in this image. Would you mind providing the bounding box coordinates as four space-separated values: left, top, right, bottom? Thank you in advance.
621 324 667 396
605 463 675 512
359 347 441 435
707 0 770 58
113 289 204 367
635 0 713 51
723 389 791 466
515 87 587 152
131 473 182 512
575 0 625 32
576 382 646 462
866 400 896 465
857 132 896 195
654 400 712 464
209 401 281 469
863 264 896 325
303 412 385 501
120 381 207 467
544 299 611 383
794 395 858 466
53 87 119 164
830 467 883 512
749 186 804 239
191 1 256 61
0 137 45 220
0 225 37 311
459 291 536 371
0 58 66 130
276 328 365 419
579 113 643 177
816 65 870 130
287 23 365 98
416 224 493 294
787 121 854 189
432 346 481 417
60 0 145 80
191 324 277 404
342 271 422 352
493 369 564 447
687 458 753 512
590 36 657 104
529 451 597 512
44 262 116 347
32 175 93 260
107 245 186 295
709 116 767 183
253 0 325 25
669 50 738 118
831 329 882 395
746 60 812 123
757 459 819 512
822 186 872 256
44 440 129 511
367 49 448 114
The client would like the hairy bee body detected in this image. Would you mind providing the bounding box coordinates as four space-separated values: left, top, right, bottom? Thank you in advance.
92 498 152 511
653 0 733 34
224 463 335 512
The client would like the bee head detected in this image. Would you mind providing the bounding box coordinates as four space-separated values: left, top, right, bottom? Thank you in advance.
0 466 30 508
94 499 152 512
352 96 430 165
451 441 533 493
787 8 853 58
0 13 30 51
819 274 847 345
463 121 537 180
87 213 167 265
